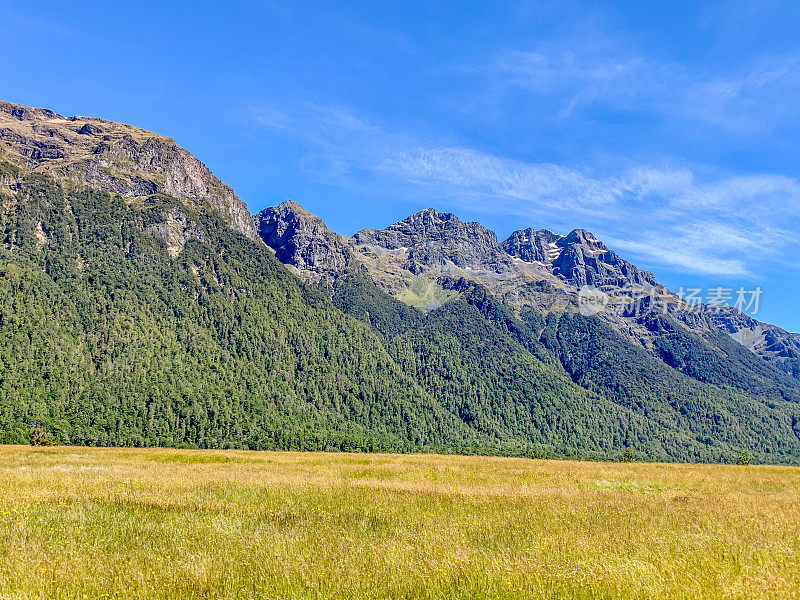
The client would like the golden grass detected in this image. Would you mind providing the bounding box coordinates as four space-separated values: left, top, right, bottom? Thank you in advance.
1 446 799 599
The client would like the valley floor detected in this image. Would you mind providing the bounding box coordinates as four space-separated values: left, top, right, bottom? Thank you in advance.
0 447 798 599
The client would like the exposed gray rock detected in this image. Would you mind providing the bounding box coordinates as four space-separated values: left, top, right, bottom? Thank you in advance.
257 201 799 376
503 227 658 289
0 100 257 241
354 208 513 271
146 205 210 258
702 305 800 361
254 200 358 285
553 229 659 288
501 228 561 263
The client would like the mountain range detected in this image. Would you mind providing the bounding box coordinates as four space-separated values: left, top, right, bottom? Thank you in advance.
2 100 800 463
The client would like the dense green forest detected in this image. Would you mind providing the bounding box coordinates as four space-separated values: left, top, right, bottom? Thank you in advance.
334 275 800 463
2 172 800 463
0 174 483 452
635 312 800 403
535 312 800 461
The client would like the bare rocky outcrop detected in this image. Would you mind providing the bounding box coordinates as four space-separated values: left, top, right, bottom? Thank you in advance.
146 204 211 258
502 227 658 289
353 208 513 272
0 100 256 241
701 305 800 361
254 200 358 285
501 228 561 263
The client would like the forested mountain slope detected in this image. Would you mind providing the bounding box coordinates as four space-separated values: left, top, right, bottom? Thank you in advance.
2 100 799 464
0 174 485 451
333 275 800 463
259 203 800 463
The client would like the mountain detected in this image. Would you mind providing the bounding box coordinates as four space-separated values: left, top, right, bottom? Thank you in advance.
253 200 358 286
702 305 800 375
2 99 800 463
0 101 486 452
333 272 800 461
259 202 799 375
501 227 658 289
353 208 513 272
0 100 256 244
258 201 800 463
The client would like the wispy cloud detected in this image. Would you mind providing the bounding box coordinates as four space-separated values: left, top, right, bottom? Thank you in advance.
395 148 799 276
252 103 800 277
2 11 76 38
493 46 800 134
391 148 617 213
495 49 661 118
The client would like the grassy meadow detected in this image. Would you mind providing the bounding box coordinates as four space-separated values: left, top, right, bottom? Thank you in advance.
0 446 799 599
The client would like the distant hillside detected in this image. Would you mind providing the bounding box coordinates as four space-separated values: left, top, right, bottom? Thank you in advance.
258 202 800 463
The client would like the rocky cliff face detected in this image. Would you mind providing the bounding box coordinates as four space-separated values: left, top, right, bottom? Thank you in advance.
501 228 562 263
0 100 256 241
262 202 669 313
254 200 357 285
353 208 513 272
502 227 658 289
702 305 800 362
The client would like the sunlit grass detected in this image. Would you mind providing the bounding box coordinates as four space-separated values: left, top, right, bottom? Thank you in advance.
1 446 799 599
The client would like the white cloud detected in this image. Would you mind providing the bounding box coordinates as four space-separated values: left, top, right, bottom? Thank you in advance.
496 49 658 112
395 149 800 276
391 148 617 212
494 47 800 134
609 239 750 277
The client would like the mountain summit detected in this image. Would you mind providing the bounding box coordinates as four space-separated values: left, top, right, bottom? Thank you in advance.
353 208 513 273
0 100 256 241
254 200 357 285
502 227 658 289
257 200 800 378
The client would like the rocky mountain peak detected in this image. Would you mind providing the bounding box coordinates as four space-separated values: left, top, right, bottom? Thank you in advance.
501 228 563 263
353 208 507 271
552 228 658 288
275 199 310 214
251 200 799 375
0 101 60 122
561 228 603 247
356 208 478 244
394 208 465 233
254 201 356 285
0 100 256 240
255 199 327 238
503 225 658 289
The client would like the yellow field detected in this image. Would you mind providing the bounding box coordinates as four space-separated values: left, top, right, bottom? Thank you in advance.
1 446 799 599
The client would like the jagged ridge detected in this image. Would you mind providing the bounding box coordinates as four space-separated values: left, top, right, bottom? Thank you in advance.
257 201 800 377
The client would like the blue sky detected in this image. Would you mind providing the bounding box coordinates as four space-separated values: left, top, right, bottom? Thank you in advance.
2 1 799 331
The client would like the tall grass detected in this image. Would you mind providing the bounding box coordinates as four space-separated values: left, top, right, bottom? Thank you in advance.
1 446 798 599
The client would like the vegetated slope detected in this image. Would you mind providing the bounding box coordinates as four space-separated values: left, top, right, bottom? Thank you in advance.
646 314 800 402
534 312 800 462
259 200 800 462
334 274 800 463
0 100 255 239
0 173 484 451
